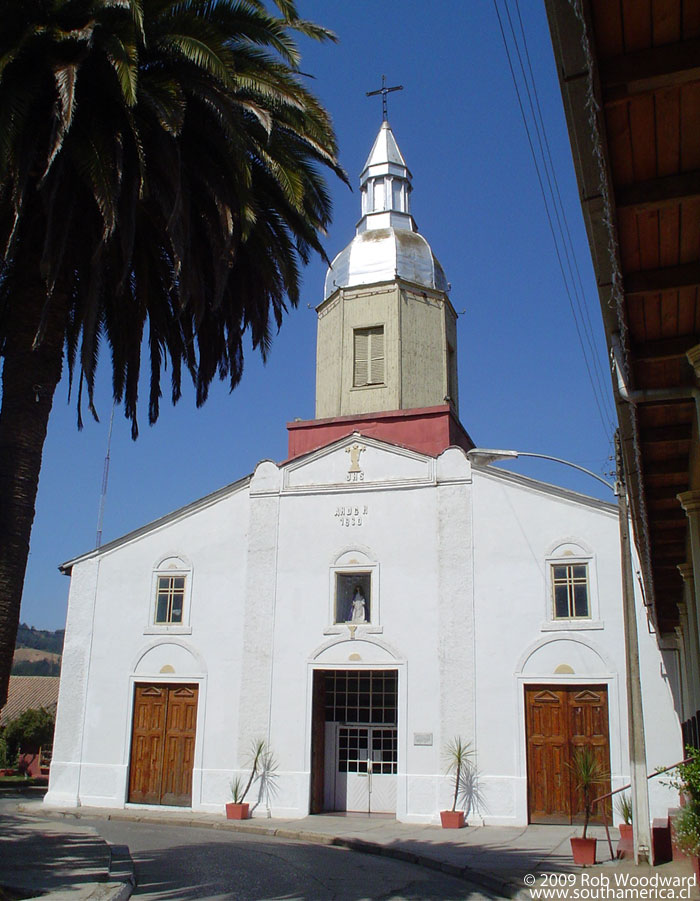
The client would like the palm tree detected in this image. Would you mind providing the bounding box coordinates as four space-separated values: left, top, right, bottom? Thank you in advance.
0 0 346 708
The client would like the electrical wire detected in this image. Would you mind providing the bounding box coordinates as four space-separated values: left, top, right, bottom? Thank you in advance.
511 0 615 426
493 0 616 446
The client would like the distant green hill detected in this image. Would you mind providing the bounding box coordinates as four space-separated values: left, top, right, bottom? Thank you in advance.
11 658 61 676
15 623 64 655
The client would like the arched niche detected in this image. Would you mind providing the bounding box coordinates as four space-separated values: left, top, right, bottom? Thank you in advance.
312 637 402 666
518 635 612 676
133 639 206 676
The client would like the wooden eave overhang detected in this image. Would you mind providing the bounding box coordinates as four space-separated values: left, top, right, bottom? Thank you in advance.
546 0 700 634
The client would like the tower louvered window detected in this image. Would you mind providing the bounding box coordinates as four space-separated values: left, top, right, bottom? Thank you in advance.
354 326 384 387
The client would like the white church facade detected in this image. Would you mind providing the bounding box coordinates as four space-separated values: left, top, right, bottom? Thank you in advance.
46 122 681 827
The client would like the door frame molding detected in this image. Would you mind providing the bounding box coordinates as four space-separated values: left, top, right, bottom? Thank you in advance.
306 659 406 818
121 673 207 809
523 682 612 823
515 673 625 826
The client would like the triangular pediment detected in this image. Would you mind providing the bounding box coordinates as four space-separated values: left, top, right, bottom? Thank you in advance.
283 432 434 492
572 689 603 704
531 689 560 704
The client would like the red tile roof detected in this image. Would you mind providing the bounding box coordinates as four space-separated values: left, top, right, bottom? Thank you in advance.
0 676 60 727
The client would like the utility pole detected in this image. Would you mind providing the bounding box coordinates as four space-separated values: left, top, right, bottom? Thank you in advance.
615 430 652 863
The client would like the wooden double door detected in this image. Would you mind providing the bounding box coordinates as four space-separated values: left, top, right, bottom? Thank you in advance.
128 683 198 806
525 684 611 824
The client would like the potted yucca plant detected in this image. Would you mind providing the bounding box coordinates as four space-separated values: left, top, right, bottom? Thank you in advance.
567 748 608 865
615 792 633 858
440 737 472 829
226 739 269 820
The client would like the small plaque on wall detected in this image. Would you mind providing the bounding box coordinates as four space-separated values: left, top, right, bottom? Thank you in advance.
413 732 433 746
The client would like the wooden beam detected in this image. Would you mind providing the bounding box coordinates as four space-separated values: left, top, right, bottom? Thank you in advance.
624 263 700 296
645 486 686 502
650 532 686 546
650 511 687 527
652 563 684 576
646 477 690 493
632 336 700 362
652 568 684 582
640 456 689 477
639 424 693 444
616 171 700 213
601 37 700 103
653 547 686 561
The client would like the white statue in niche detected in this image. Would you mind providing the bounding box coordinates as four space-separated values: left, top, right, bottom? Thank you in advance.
350 587 367 623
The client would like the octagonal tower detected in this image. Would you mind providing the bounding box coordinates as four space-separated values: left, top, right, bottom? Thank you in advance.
315 121 459 419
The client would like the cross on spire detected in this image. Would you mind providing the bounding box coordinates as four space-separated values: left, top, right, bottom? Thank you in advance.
366 75 403 121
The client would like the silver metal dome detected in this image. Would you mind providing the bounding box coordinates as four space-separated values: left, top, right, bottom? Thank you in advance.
324 228 448 299
323 122 449 300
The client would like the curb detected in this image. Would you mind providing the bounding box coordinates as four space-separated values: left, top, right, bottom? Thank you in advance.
106 842 136 899
11 804 136 901
29 806 516 897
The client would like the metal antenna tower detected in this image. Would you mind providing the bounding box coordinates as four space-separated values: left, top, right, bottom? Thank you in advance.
95 403 115 548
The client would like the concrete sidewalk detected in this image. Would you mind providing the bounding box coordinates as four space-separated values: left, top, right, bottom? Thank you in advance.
0 798 134 901
10 801 699 900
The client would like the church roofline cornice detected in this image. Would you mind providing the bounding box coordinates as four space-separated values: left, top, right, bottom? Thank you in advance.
317 276 455 315
470 465 618 514
59 473 252 573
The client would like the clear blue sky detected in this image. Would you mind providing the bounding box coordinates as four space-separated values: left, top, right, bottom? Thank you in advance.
19 1 617 631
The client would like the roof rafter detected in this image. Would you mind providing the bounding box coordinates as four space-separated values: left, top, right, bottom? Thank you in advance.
633 337 700 362
616 170 700 213
624 263 700 297
601 37 700 104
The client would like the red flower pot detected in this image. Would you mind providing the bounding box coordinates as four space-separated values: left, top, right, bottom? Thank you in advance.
440 810 465 829
571 837 597 866
617 823 633 859
225 802 250 820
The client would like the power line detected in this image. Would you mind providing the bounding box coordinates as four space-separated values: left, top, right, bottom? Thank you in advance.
493 0 616 440
510 0 614 424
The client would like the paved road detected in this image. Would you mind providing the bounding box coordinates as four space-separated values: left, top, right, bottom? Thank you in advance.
83 817 498 901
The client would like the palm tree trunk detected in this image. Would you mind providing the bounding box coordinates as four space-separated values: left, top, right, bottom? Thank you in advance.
0 285 66 709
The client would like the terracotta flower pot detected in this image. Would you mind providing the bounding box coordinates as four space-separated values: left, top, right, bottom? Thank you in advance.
617 823 633 859
440 810 465 829
571 837 597 866
225 802 250 820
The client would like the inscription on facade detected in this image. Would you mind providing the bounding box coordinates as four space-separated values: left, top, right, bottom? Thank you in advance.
335 505 368 527
413 733 433 747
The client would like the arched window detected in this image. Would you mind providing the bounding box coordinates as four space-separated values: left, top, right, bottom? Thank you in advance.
146 555 193 634
543 542 603 631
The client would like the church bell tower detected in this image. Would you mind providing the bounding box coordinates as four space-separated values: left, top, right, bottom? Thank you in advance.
315 121 459 419
287 121 473 459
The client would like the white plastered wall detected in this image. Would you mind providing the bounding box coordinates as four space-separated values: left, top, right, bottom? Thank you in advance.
46 440 681 826
470 467 681 826
45 484 250 810
238 440 475 822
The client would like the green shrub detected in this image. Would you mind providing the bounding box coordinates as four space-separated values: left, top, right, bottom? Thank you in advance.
3 707 55 759
675 801 700 856
660 746 700 803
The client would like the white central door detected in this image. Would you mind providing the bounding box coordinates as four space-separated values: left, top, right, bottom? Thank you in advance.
333 725 397 813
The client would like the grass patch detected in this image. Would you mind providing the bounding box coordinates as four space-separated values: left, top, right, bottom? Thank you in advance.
0 776 47 787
